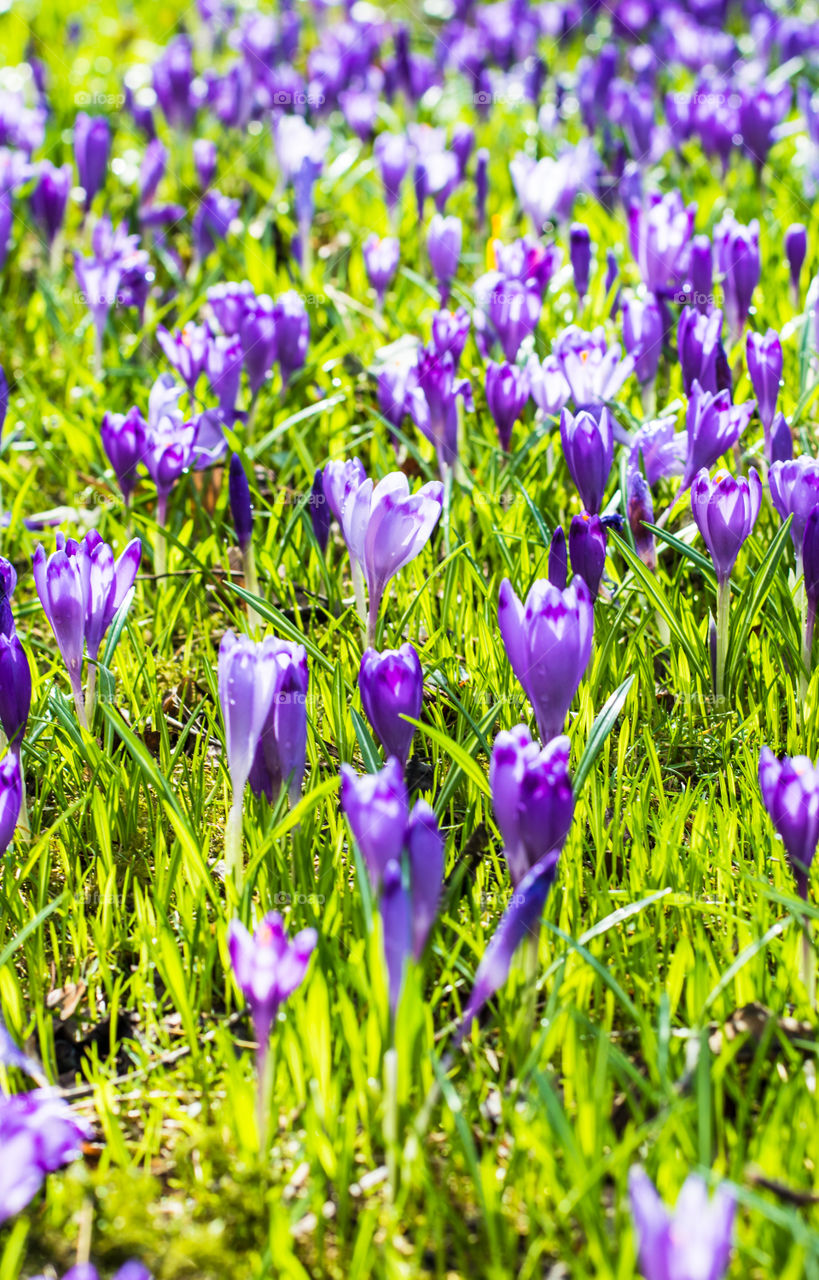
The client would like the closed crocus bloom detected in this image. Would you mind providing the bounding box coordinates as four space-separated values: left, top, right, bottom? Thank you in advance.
629 1167 735 1280
768 457 819 555
406 799 443 959
157 322 211 393
759 747 819 900
138 139 166 206
691 467 761 584
485 361 529 452
381 860 411 1014
0 753 21 851
239 294 277 398
627 190 695 296
569 513 607 599
228 454 253 552
569 223 591 301
101 406 147 504
548 526 568 589
803 508 819 675
677 307 724 395
427 214 461 303
322 457 367 525
411 348 473 472
310 470 331 555
785 223 807 298
769 412 793 464
475 148 488 229
359 644 423 766
227 913 316 1056
688 233 713 311
247 640 308 805
430 308 470 366
627 469 656 572
273 291 309 386
193 138 217 189
0 632 31 750
341 756 409 888
714 211 760 339
208 281 255 336
73 113 110 210
560 406 614 514
363 235 400 307
374 132 410 212
32 536 87 711
490 726 573 888
746 329 782 438
621 296 662 386
192 189 239 260
30 161 72 246
498 576 594 743
152 35 196 129
487 280 541 363
205 334 243 421
681 382 754 489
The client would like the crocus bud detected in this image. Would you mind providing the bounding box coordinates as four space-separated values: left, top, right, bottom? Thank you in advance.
73 113 110 211
769 411 793 464
363 234 400 307
228 913 316 1054
621 296 662 385
569 513 607 599
239 295 277 396
627 469 656 572
688 234 713 312
273 291 309 386
569 223 592 302
427 214 461 304
374 132 410 213
605 250 620 315
381 860 410 1013
785 223 807 298
559 406 614 515
475 148 489 230
498 576 594 743
690 466 762 585
769 457 819 554
803 507 819 659
228 454 253 551
414 160 427 222
485 360 529 452
30 161 72 246
450 122 474 177
746 328 782 440
138 139 166 206
193 138 217 189
677 307 723 395
0 753 22 852
490 726 573 887
715 213 760 339
340 756 408 888
548 526 567 589
310 469 331 554
0 633 30 751
359 644 423 766
759 746 819 899
101 407 147 504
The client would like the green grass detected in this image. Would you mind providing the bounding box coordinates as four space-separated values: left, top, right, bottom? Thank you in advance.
0 2 819 1277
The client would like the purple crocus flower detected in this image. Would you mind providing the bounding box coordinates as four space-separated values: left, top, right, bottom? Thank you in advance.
714 212 760 340
430 308 470 366
31 1264 150 1280
485 361 529 452
621 296 663 386
627 469 656 572
746 329 782 441
363 234 400 307
569 223 592 301
30 161 72 247
0 752 21 851
569 513 607 599
738 80 790 170
560 406 614 514
142 375 197 516
804 508 819 671
374 132 410 213
759 747 819 901
246 640 308 806
273 291 309 386
227 913 316 1063
73 113 110 211
691 466 762 584
101 406 147 504
411 348 472 473
490 726 573 887
527 354 570 418
153 35 197 129
138 139 167 206
629 1167 735 1280
193 138 217 189
475 148 489 229
376 346 421 435
427 214 461 303
681 382 754 489
510 141 598 232
483 277 542 363
677 307 726 396
359 644 423 766
548 527 567 589
553 325 634 412
192 189 239 261
0 1088 91 1224
688 233 714 312
785 223 807 299
0 630 31 754
628 190 695 296
768 457 819 556
208 281 255 336
340 756 407 888
456 849 560 1042
310 470 331 554
498 576 594 743
239 294 277 398
156 322 211 394
770 413 793 465
228 454 253 553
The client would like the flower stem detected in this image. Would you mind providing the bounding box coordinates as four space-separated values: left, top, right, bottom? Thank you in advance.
801 919 815 1010
384 1047 399 1202
243 544 263 635
351 560 368 645
84 663 98 729
225 797 245 891
14 746 29 845
155 493 168 580
715 578 731 707
71 674 89 732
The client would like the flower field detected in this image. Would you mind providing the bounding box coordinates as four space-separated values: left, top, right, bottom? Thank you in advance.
1 0 819 1276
